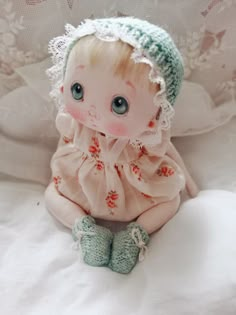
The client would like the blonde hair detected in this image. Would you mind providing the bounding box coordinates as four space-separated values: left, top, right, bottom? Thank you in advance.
68 35 160 93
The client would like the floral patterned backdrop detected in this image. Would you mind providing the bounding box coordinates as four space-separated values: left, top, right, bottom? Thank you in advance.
0 0 235 108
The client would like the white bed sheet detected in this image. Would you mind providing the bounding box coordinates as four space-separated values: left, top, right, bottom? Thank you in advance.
0 182 236 315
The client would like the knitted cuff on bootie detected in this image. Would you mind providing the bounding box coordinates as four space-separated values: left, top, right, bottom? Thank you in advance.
109 222 150 274
72 216 113 267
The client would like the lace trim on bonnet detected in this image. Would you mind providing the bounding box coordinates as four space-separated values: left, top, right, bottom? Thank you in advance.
47 20 174 148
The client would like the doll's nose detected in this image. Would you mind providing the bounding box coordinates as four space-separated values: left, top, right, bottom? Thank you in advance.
88 105 100 120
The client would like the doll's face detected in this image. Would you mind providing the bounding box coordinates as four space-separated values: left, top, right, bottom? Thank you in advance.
63 41 160 138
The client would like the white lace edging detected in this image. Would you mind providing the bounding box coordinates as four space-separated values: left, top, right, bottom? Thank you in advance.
47 19 174 133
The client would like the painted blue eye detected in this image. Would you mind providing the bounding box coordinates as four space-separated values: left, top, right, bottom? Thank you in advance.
111 96 129 115
71 83 84 101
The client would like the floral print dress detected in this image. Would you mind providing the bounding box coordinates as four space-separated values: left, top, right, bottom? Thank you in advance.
51 113 185 222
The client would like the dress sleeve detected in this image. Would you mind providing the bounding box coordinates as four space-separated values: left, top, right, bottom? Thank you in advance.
55 112 76 141
144 129 171 157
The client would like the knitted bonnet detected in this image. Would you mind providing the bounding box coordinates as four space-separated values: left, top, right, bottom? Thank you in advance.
47 17 183 133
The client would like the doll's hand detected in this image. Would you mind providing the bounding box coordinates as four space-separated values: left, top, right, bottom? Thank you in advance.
166 142 199 198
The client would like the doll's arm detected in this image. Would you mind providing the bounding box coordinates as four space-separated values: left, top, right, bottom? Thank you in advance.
56 112 76 141
45 182 86 229
166 141 199 198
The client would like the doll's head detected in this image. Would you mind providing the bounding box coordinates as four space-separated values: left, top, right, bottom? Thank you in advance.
63 36 161 138
48 17 184 143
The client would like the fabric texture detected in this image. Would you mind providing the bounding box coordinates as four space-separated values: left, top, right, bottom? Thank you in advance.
72 215 113 266
51 113 185 224
109 222 149 274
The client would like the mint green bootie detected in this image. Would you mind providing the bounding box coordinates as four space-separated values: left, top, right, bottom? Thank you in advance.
109 222 150 274
72 216 113 267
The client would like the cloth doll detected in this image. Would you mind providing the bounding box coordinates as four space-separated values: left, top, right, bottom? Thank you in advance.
45 17 199 274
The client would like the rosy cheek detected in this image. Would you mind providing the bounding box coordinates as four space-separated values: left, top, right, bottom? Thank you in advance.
105 122 129 137
66 105 87 123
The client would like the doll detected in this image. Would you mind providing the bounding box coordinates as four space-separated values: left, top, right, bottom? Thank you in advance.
45 17 199 274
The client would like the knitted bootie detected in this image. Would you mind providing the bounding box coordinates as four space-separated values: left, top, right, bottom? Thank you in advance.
109 222 149 274
72 216 113 267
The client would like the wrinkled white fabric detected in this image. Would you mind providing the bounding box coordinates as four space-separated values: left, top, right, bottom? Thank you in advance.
0 182 236 315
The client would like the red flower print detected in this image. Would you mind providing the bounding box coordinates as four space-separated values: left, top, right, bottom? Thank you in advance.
89 146 98 154
168 169 175 176
92 137 99 148
161 166 168 176
110 193 119 200
157 165 175 177
132 165 139 174
148 120 155 128
63 136 73 144
105 190 119 214
96 160 104 171
89 137 100 158
53 176 61 189
138 146 148 158
131 163 142 181
107 200 116 208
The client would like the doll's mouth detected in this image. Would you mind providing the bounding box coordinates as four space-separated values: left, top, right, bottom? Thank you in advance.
88 106 100 120
88 117 98 127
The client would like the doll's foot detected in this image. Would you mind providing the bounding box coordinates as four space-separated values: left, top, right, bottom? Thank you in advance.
72 216 113 267
109 222 149 274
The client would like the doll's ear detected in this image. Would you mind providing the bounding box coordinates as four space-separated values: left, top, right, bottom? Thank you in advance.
60 85 64 93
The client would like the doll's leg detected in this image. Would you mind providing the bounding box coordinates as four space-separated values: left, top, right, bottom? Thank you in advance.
45 183 113 266
109 195 180 274
45 182 86 229
136 194 181 234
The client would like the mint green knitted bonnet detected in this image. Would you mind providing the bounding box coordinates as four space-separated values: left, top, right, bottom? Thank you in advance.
48 17 183 114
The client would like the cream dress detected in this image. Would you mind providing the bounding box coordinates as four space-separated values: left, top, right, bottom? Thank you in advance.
51 113 185 222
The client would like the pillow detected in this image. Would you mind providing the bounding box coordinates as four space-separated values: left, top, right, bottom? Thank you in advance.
171 81 236 137
0 84 58 185
0 84 57 142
